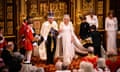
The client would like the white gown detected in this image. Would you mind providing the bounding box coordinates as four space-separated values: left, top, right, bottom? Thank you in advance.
60 22 75 63
105 17 118 54
55 22 87 65
60 22 75 64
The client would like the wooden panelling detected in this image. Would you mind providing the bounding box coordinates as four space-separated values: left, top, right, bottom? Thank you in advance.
0 0 17 42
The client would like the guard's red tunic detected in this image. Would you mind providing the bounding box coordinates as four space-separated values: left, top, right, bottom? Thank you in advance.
24 26 34 51
19 22 27 46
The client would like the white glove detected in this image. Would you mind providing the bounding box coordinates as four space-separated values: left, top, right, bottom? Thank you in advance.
33 42 38 46
44 37 47 41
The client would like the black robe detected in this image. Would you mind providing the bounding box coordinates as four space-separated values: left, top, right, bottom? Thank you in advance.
79 22 90 40
46 28 58 64
89 31 102 57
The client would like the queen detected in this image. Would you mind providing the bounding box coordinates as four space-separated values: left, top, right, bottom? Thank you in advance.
55 14 88 65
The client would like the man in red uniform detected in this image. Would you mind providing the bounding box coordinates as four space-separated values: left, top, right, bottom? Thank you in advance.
19 16 33 46
19 16 33 55
19 19 27 48
19 19 27 37
24 21 34 63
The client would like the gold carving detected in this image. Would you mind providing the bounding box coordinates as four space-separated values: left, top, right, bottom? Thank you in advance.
0 22 4 27
7 21 13 34
4 35 16 38
0 0 3 19
7 28 13 34
82 0 95 14
7 6 13 19
7 21 13 27
39 3 48 17
0 22 4 33
30 4 38 17
97 1 103 14
98 16 103 28
7 0 13 3
7 13 13 19
39 2 67 24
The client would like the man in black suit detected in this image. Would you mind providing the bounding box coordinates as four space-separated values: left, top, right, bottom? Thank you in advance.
79 16 90 40
46 28 58 64
89 25 102 57
1 41 22 72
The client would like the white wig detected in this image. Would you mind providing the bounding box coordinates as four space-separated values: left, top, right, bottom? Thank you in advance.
80 61 94 72
55 60 63 70
78 69 84 72
79 61 86 69
88 46 94 53
36 67 45 72
20 64 33 72
97 58 106 68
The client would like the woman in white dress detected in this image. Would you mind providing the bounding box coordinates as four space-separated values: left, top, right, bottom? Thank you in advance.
59 14 75 65
56 14 88 65
105 10 118 54
86 10 99 28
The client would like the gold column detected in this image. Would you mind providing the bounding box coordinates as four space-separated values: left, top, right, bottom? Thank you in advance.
75 0 82 35
106 0 110 16
21 0 25 15
76 0 81 11
76 0 82 25
20 0 26 24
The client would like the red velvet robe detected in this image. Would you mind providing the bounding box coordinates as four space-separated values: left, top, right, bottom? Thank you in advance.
106 57 120 72
24 26 34 51
81 54 98 68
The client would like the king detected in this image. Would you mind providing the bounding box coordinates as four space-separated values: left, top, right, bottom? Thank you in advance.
39 11 58 64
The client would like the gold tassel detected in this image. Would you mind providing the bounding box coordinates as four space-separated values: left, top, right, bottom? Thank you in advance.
51 39 54 52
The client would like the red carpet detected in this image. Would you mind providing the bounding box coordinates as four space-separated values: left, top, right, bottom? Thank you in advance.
31 56 120 72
